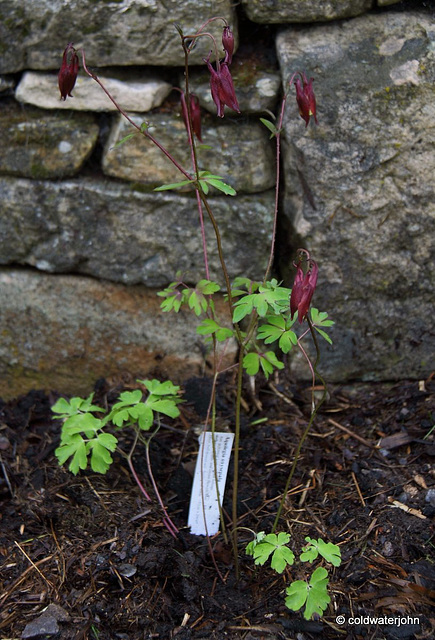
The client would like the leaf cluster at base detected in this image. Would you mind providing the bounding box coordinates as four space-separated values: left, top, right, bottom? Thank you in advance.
52 380 181 475
246 532 341 620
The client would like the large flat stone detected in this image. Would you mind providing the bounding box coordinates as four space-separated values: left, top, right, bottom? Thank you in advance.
0 268 234 400
241 0 372 23
0 177 275 287
15 70 172 112
0 0 237 73
277 12 435 381
102 111 276 194
0 103 99 178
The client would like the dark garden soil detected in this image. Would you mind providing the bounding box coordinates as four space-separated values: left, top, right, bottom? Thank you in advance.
1 374 434 640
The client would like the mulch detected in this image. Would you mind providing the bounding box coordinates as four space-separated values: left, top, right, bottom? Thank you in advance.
1 374 434 639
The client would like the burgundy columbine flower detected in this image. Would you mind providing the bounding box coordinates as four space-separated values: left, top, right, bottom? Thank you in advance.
222 26 234 65
204 54 240 118
189 94 203 141
290 250 318 323
58 43 79 100
294 73 318 127
181 93 202 142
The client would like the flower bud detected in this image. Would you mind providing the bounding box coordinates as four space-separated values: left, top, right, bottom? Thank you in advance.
222 26 234 65
182 94 202 142
58 43 79 100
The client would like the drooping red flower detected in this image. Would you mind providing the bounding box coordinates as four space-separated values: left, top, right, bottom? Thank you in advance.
290 251 318 323
204 55 240 118
222 26 235 65
189 94 202 141
294 73 318 127
58 43 79 100
181 93 202 142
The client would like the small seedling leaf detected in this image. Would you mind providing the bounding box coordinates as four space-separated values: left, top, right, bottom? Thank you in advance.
245 531 267 556
285 567 330 620
284 579 308 613
251 532 294 573
303 567 331 619
300 537 341 567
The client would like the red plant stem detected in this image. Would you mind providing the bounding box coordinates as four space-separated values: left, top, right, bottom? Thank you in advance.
179 89 210 280
144 441 179 538
80 51 193 182
263 93 288 283
127 454 152 502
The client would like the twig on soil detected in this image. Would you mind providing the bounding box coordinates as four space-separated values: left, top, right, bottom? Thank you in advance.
351 470 366 507
328 417 377 449
387 496 427 520
14 542 55 590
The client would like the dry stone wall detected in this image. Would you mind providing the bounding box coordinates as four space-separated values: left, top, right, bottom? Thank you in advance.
0 0 433 398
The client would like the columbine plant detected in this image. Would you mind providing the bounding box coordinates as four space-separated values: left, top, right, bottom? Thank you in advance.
53 17 334 579
52 380 182 537
246 533 341 619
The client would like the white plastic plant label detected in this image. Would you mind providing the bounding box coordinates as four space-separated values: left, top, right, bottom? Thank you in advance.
188 431 234 536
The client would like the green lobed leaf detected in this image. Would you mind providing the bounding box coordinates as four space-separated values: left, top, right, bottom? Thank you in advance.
245 531 267 556
196 318 220 336
251 533 294 574
88 440 114 474
270 545 295 574
188 291 203 316
284 579 308 613
61 412 103 438
257 323 283 344
147 397 180 419
69 440 88 475
196 280 220 295
300 537 341 567
243 352 260 376
285 567 331 620
141 379 180 396
215 327 234 342
303 567 331 619
51 393 104 417
260 352 285 378
278 330 298 354
310 308 334 327
55 435 88 475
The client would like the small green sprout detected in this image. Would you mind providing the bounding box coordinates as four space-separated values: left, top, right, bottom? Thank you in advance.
300 537 341 566
285 566 331 619
246 532 341 620
245 532 295 574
